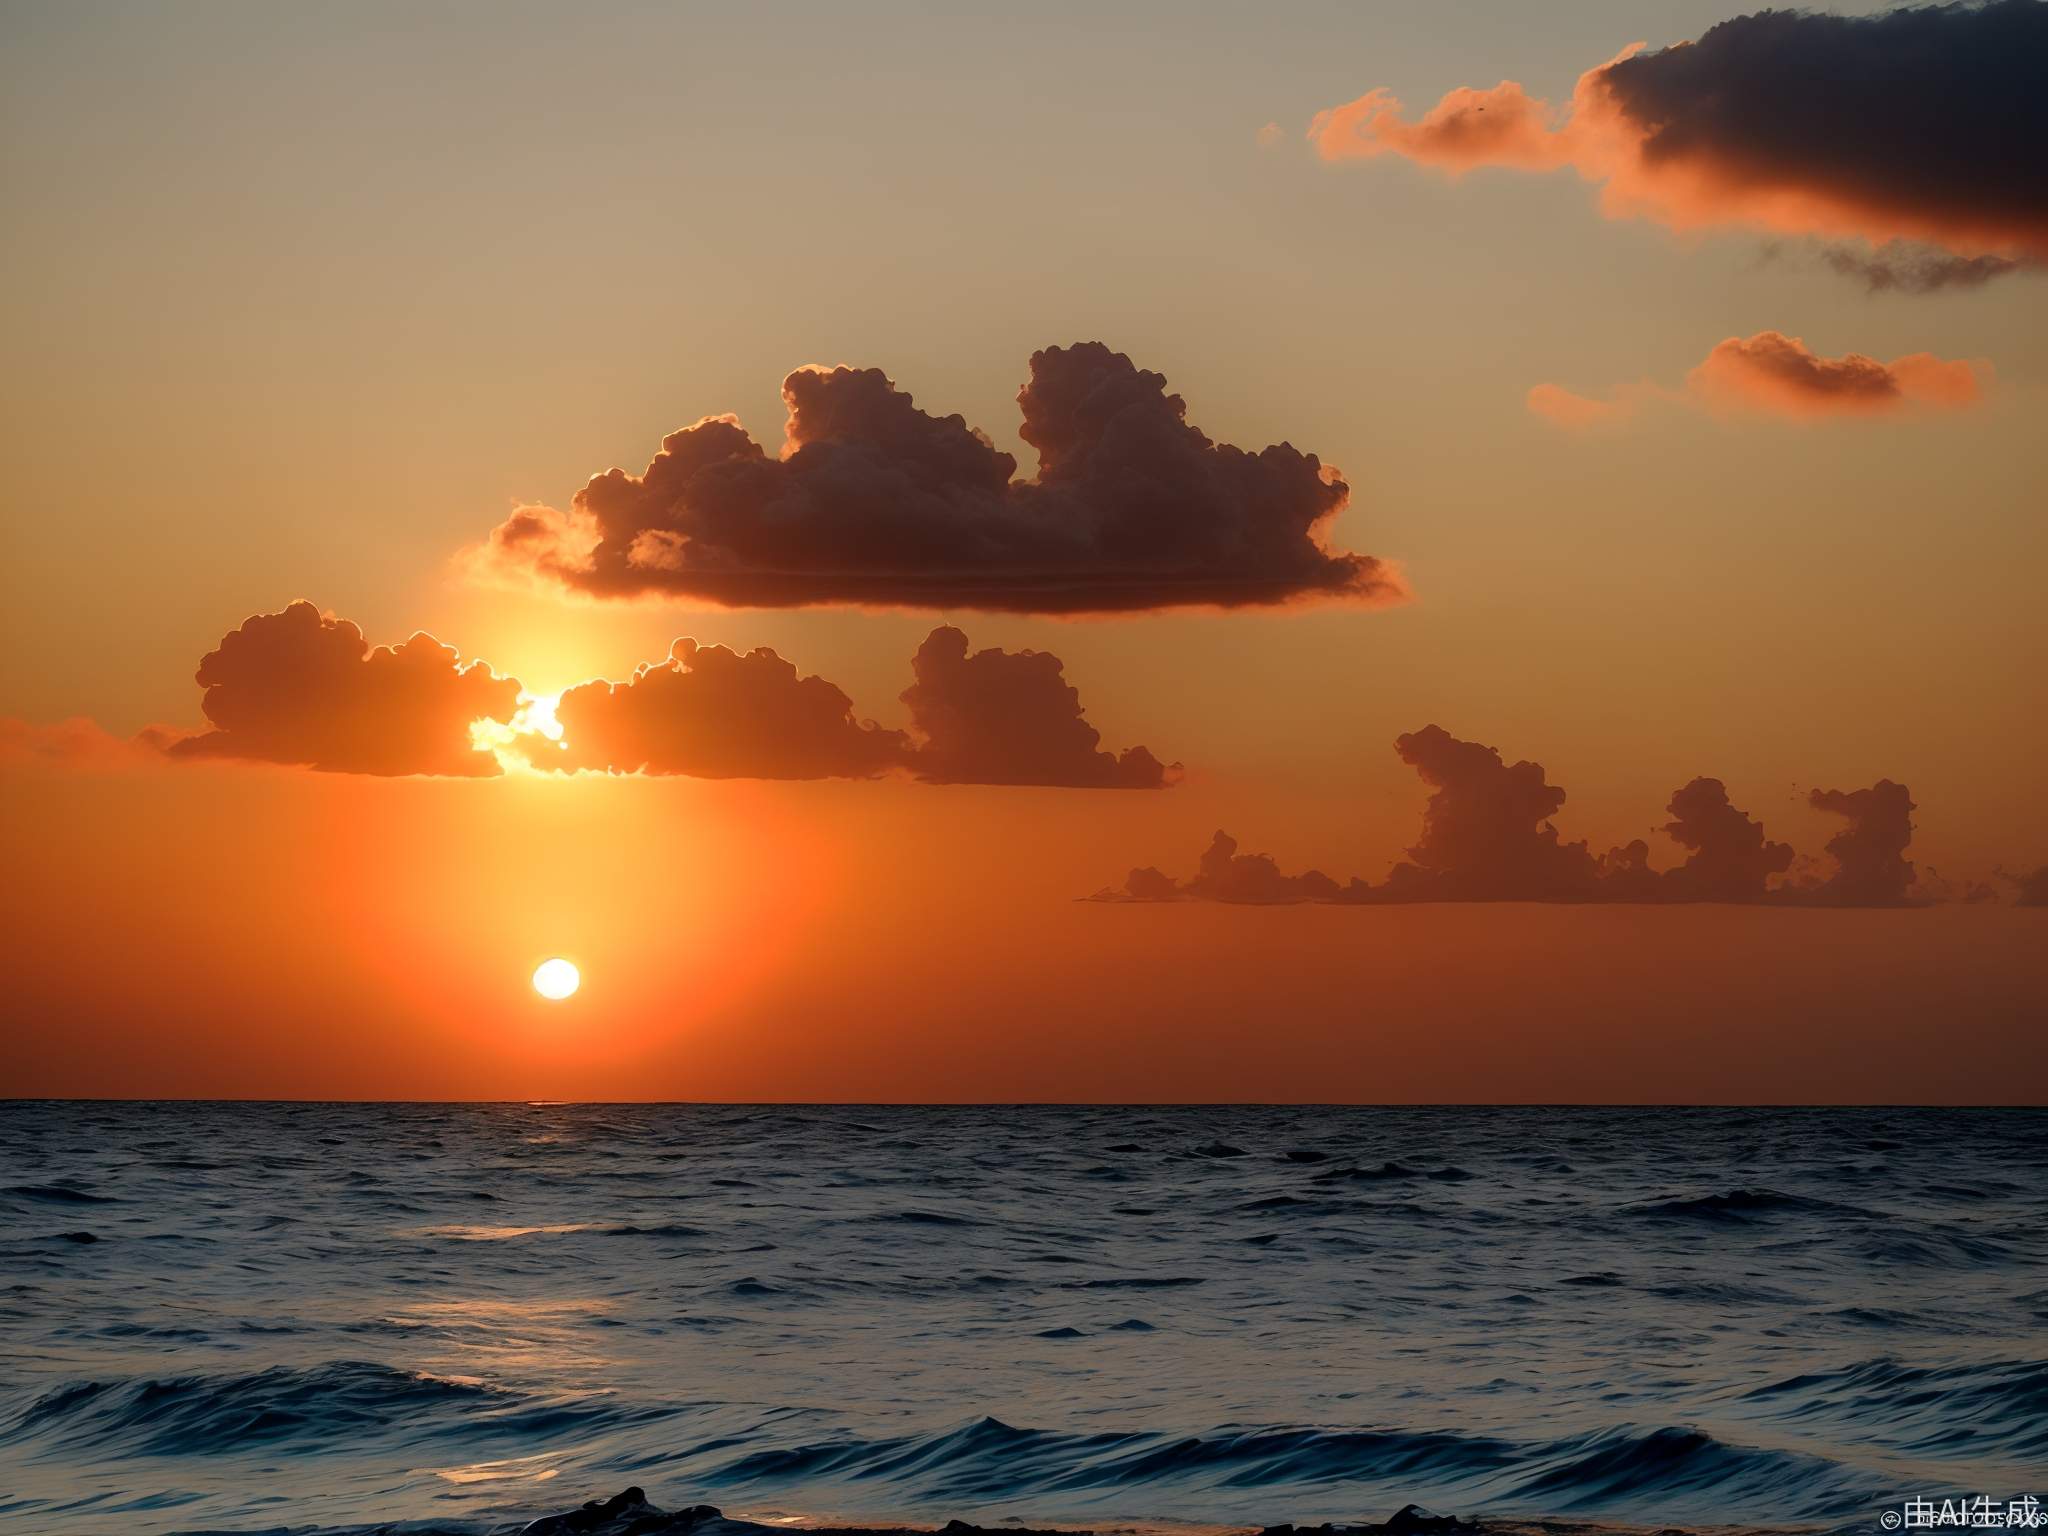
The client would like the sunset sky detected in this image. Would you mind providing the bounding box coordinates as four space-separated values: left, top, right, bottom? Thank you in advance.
4 1 2043 1101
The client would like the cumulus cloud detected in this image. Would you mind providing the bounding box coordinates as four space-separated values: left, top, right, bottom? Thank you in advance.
150 604 1169 786
1312 2 2048 271
1795 781 1921 907
469 343 1398 615
487 626 1175 788
1530 331 1984 428
901 627 1174 788
167 602 521 777
1658 776 1795 903
549 641 908 780
1091 726 1945 907
1372 725 1604 902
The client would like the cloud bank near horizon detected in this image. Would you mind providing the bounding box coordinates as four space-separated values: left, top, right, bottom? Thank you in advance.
1091 725 1981 908
1310 1 2048 276
469 343 1400 616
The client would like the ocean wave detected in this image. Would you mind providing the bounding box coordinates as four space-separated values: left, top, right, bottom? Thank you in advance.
693 1414 1881 1520
2 1184 116 1205
1624 1188 1874 1223
0 1362 626 1458
1506 1424 1876 1517
1738 1356 2048 1459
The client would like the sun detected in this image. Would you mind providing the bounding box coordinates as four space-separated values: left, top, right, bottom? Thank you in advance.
532 958 581 1001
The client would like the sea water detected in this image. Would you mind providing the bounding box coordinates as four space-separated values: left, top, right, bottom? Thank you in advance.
0 1104 2042 1534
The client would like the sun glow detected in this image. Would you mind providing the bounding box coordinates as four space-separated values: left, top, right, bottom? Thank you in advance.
531 957 581 1000
471 691 567 773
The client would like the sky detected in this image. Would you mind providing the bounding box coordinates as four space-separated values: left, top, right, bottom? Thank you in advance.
2 1 2043 1101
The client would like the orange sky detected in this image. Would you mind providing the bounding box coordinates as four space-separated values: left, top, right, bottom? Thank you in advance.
1 2 2043 1101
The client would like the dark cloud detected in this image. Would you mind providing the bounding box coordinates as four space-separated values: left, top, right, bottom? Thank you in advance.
472 343 1398 614
901 627 1174 788
1812 241 2030 293
1315 1 2048 271
146 606 1167 788
1090 727 1947 908
2005 866 2048 907
1795 781 1921 907
518 626 1174 788
1090 833 1344 904
550 640 909 780
1596 1 2048 259
167 602 520 777
1374 725 1604 902
1659 777 1795 902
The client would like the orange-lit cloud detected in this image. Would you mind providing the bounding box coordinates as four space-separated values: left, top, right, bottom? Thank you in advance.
549 641 908 781
1530 331 1985 428
1313 2 2048 267
119 603 1171 788
1093 725 1939 907
469 343 1399 614
538 625 1172 787
1525 379 1658 430
168 602 520 776
1689 333 1984 417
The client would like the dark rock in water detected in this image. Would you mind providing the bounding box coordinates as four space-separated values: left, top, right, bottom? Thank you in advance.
1261 1507 1480 1536
518 1492 1089 1536
519 1488 728 1535
1386 1506 1481 1534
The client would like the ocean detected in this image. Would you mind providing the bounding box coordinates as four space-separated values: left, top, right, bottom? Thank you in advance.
0 1104 2041 1535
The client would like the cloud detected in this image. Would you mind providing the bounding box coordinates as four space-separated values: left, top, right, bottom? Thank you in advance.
1796 781 1921 907
1312 2 2048 269
155 605 1167 786
1688 333 1984 417
1525 380 1650 430
1090 832 1344 904
167 602 521 777
1090 725 1939 907
0 717 177 770
901 627 1174 788
1310 78 1581 176
1809 240 2032 294
490 625 1175 788
1373 725 1605 902
548 640 909 780
1531 331 1984 428
469 343 1399 615
2005 866 2048 907
1658 776 1795 903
